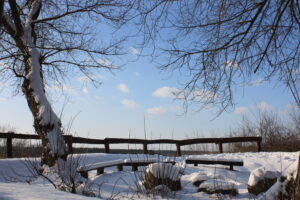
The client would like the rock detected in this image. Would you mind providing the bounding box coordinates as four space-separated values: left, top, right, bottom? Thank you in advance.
191 173 209 187
193 180 205 187
247 167 280 195
143 163 182 191
197 179 238 196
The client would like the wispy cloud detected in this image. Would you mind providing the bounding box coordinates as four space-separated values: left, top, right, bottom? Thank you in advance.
146 105 182 115
234 106 248 114
146 107 167 115
120 99 138 109
129 47 139 55
82 87 89 94
257 101 272 110
46 84 78 96
117 84 129 93
98 58 116 68
224 60 239 69
277 104 299 115
286 104 299 110
152 86 215 102
0 97 7 102
152 87 180 98
242 79 264 86
169 105 181 111
77 74 107 82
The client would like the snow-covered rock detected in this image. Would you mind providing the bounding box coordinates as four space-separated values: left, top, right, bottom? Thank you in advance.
247 167 281 195
190 173 210 187
198 179 238 196
259 157 299 200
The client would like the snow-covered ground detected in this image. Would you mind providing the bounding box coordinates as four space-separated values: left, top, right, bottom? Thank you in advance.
0 152 298 200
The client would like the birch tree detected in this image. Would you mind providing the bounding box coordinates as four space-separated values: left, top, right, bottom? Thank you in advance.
0 0 133 166
137 0 300 112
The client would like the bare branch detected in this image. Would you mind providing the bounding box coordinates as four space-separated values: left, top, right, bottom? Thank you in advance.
137 0 300 111
8 0 23 37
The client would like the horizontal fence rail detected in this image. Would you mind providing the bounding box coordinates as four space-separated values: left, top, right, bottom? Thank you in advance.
0 132 262 158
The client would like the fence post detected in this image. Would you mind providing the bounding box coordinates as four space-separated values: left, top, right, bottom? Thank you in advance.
143 143 148 154
218 142 223 153
257 141 262 152
6 132 13 158
105 141 110 153
176 143 181 156
66 135 73 154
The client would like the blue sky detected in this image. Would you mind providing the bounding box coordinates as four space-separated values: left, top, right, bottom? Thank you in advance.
0 45 296 140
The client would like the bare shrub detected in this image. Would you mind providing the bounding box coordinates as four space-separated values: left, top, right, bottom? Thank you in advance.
228 109 300 152
144 163 182 191
18 154 88 194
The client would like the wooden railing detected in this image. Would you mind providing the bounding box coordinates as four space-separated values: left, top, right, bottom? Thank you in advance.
0 132 262 158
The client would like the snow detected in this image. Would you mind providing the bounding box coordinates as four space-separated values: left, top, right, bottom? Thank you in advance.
146 163 182 181
187 155 243 162
198 179 238 191
0 182 99 200
247 167 280 186
78 159 124 171
0 152 298 199
258 158 299 200
124 157 174 163
190 173 210 184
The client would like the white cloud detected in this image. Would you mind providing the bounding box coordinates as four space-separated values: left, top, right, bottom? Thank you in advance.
250 79 264 86
224 60 239 69
169 105 181 111
0 62 9 69
146 107 167 115
291 69 300 75
257 101 272 110
242 79 264 86
129 47 139 55
117 84 129 93
46 84 78 96
146 105 182 115
189 90 216 101
234 107 248 114
152 86 215 102
77 74 107 82
98 58 116 68
152 87 180 98
134 72 140 76
120 99 137 109
286 104 299 110
0 97 7 102
82 87 89 94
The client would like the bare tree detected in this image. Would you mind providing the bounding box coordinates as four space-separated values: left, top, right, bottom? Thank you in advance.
136 0 300 112
0 0 134 166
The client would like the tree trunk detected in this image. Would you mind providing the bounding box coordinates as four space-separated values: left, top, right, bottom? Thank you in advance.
21 48 68 166
295 153 300 199
20 31 67 166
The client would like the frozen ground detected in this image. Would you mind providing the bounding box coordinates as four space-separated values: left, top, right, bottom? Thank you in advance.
0 152 298 200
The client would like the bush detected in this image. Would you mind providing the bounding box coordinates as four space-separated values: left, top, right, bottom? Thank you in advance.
228 110 300 152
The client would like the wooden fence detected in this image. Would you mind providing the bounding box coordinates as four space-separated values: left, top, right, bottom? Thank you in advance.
0 132 262 158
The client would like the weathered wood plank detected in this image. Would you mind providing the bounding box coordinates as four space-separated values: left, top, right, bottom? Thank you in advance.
186 159 244 171
6 132 12 158
0 132 262 158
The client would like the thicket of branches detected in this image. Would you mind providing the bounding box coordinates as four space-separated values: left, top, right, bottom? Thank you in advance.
229 109 300 152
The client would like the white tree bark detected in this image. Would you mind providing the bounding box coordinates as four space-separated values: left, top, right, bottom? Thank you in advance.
21 0 67 166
